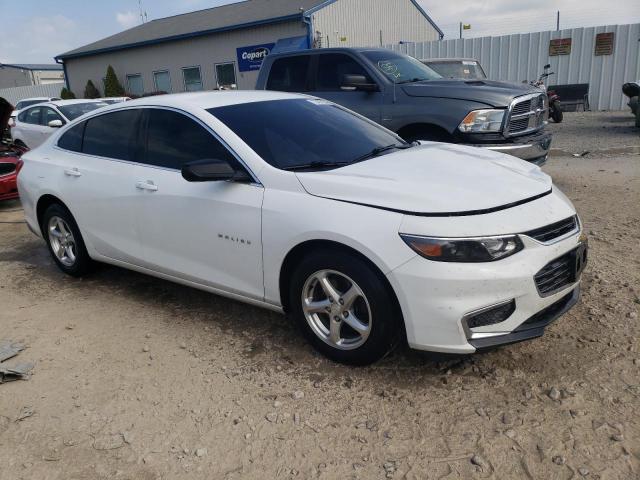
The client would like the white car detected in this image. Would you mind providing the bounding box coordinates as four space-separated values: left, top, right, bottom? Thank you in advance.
11 99 108 149
9 97 61 126
17 91 587 364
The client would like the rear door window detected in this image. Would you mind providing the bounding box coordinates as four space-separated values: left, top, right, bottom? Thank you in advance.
143 108 236 170
82 110 141 161
57 122 85 152
19 107 42 125
315 54 373 91
266 56 310 92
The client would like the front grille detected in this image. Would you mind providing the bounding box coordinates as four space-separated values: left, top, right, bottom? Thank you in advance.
534 245 587 296
507 94 546 135
525 216 578 243
0 162 16 176
511 100 531 116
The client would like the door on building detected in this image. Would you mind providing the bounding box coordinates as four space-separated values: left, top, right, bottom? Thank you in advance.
215 62 237 90
307 53 383 123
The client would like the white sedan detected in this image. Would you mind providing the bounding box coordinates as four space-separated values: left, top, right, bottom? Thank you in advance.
17 91 587 364
11 99 108 149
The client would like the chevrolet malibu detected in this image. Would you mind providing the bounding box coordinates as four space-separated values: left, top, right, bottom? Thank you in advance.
17 91 587 365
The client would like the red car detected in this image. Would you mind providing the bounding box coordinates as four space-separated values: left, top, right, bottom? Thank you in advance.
0 147 24 201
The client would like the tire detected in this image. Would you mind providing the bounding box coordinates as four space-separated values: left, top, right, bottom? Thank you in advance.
551 104 563 123
42 203 93 277
288 250 402 365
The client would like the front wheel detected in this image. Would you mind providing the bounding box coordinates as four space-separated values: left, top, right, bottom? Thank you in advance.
288 251 402 365
551 103 563 123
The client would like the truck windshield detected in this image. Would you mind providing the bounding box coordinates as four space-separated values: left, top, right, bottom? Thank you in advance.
208 98 408 171
425 60 487 80
361 51 442 84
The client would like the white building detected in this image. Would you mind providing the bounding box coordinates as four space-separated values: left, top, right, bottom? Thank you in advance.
56 0 443 96
0 64 64 89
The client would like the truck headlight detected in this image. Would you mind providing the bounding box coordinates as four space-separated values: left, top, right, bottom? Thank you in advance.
400 234 523 262
458 109 505 133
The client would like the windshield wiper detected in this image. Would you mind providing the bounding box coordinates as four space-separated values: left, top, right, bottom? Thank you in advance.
351 143 414 164
283 161 349 171
396 78 426 84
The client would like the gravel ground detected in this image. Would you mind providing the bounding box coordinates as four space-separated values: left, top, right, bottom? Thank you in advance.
0 112 638 480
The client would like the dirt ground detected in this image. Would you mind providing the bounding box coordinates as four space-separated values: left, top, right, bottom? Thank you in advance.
0 112 638 480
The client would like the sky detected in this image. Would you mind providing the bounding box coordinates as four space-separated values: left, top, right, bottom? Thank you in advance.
0 0 638 64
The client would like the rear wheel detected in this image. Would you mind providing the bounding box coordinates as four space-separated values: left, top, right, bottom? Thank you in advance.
289 251 401 365
42 204 93 277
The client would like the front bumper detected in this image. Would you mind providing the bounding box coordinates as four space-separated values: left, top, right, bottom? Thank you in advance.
463 131 552 166
387 223 585 355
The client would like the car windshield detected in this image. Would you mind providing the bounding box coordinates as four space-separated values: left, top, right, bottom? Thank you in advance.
16 99 45 110
208 99 409 171
425 60 487 79
58 102 108 120
361 51 442 84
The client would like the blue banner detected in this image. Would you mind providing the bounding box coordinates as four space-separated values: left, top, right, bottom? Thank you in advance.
236 43 275 72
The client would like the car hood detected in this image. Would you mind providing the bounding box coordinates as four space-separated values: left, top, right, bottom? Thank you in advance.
402 79 539 107
295 144 552 216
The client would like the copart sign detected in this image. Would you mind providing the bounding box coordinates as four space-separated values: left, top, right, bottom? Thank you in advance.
237 43 275 72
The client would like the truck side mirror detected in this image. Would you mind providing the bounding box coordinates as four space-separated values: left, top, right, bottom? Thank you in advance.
341 74 379 92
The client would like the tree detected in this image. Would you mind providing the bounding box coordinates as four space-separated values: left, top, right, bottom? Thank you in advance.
83 80 100 99
60 87 76 100
103 65 125 97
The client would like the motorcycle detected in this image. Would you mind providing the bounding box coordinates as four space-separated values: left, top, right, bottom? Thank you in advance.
530 64 563 123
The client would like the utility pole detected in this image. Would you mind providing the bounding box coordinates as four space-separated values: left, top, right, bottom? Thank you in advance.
459 22 462 39
556 11 560 31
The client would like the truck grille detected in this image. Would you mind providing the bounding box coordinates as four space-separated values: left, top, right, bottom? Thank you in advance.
524 216 578 243
0 162 17 177
507 94 547 136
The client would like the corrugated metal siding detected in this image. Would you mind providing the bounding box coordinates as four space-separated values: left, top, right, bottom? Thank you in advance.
0 83 65 105
64 21 306 95
385 23 640 111
313 0 439 48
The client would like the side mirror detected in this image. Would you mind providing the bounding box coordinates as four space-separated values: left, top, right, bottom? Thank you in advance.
48 119 63 128
181 158 250 183
340 74 379 92
544 64 551 70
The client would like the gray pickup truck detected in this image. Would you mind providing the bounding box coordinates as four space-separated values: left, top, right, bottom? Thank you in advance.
256 48 551 165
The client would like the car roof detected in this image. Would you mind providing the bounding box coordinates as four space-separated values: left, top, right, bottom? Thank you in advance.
46 99 110 107
18 97 53 102
97 90 306 111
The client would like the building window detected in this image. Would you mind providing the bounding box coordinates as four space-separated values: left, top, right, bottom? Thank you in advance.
182 66 203 92
153 70 172 93
215 62 237 89
126 74 144 96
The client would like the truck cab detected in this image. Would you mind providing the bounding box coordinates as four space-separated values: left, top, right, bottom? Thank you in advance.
256 48 552 165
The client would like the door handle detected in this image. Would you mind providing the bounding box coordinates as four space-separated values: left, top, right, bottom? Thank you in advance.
135 181 158 192
64 168 82 177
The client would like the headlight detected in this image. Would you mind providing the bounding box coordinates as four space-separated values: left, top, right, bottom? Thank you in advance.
458 109 505 133
400 234 523 262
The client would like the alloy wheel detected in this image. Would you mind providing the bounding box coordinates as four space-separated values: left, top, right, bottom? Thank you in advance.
48 216 77 267
301 269 372 350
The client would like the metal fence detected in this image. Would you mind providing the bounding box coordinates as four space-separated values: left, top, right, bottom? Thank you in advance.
0 83 65 106
385 23 640 111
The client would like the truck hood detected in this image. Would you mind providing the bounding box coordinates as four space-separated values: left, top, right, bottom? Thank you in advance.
295 144 552 216
402 79 539 108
